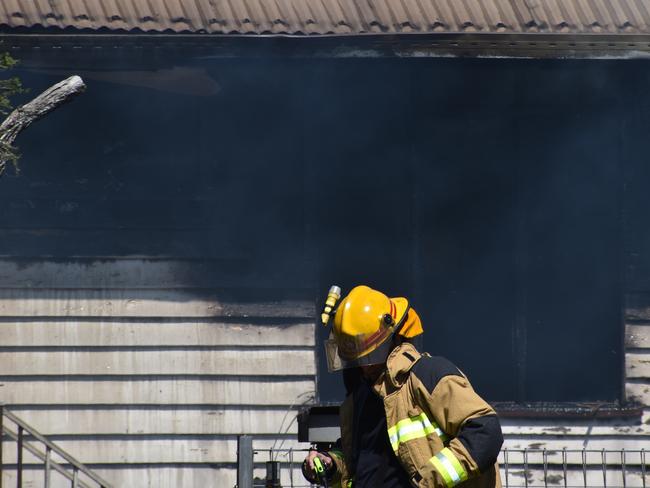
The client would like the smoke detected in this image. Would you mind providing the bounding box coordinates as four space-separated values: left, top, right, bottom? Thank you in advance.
0 52 638 404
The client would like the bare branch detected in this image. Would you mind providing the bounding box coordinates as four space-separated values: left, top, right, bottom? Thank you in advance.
0 75 86 176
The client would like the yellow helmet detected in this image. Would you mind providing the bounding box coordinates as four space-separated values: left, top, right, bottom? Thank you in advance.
323 285 413 371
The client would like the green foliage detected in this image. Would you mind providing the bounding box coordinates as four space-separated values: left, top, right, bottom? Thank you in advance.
0 49 25 176
0 140 19 176
0 51 24 113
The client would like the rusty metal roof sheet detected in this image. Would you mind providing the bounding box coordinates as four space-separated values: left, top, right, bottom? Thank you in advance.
0 0 649 35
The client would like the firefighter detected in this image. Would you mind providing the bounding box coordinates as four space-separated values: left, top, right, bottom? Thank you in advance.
302 285 503 488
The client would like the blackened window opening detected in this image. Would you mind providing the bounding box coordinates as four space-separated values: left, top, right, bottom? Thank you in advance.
2 51 627 405
315 59 624 405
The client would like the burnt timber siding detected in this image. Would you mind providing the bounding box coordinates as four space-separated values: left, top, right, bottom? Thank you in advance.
623 95 650 419
494 71 650 487
0 50 318 487
616 93 650 466
1 46 650 486
0 263 316 487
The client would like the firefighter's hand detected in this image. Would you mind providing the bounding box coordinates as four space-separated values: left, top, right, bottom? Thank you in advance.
301 450 334 483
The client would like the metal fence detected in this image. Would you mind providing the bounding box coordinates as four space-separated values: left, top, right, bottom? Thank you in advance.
237 439 314 488
0 406 112 488
237 439 648 488
501 448 647 488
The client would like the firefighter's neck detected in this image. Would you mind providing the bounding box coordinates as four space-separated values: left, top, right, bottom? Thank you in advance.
360 363 385 383
359 336 406 383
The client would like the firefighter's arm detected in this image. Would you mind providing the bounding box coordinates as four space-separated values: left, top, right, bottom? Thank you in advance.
326 448 349 487
413 357 503 487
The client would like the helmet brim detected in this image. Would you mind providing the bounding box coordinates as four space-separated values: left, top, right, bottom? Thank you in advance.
325 333 399 372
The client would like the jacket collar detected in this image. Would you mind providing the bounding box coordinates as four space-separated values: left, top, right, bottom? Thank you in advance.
381 342 422 390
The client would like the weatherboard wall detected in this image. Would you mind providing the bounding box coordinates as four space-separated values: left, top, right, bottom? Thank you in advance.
0 46 321 487
0 47 649 487
0 260 316 487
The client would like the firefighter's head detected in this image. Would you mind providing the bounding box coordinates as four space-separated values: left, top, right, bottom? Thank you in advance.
323 285 423 372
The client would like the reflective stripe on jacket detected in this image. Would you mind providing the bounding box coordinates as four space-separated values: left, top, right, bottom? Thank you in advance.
328 342 503 488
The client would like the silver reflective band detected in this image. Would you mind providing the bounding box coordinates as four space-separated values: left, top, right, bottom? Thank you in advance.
429 448 468 488
440 455 461 482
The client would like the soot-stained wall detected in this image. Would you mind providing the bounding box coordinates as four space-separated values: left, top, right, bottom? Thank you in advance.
2 50 646 405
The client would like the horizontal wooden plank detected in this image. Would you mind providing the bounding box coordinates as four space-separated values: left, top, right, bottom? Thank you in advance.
3 436 648 466
0 465 306 488
12 408 650 438
0 321 315 347
625 293 650 321
0 228 242 258
8 407 301 435
1 437 309 464
626 352 650 378
0 289 315 318
0 378 315 405
1 466 240 488
0 258 315 289
626 381 650 406
3 466 647 488
0 197 227 229
0 349 316 376
625 323 650 348
0 469 114 488
501 417 650 437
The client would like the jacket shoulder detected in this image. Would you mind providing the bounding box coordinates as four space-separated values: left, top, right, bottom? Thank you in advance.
411 354 463 392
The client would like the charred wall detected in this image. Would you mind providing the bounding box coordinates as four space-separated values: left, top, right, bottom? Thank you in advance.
0 45 649 485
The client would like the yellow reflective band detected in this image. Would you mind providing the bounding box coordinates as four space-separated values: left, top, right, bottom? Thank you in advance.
387 412 448 452
419 413 449 442
429 448 468 488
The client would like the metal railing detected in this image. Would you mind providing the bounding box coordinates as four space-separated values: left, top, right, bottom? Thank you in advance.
501 448 647 488
237 439 648 488
0 405 112 488
237 439 314 488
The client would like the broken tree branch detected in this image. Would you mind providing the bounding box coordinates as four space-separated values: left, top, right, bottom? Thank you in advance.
0 75 86 176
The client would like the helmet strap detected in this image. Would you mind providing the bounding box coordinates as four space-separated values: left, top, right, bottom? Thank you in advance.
390 305 411 337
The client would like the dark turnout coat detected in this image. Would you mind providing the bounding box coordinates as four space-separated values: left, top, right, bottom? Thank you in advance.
328 343 503 488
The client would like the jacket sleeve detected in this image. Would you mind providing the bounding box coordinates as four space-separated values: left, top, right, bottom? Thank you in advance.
325 393 355 488
412 356 503 487
327 447 349 488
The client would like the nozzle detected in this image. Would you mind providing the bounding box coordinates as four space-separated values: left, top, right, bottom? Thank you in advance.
313 457 328 487
321 285 341 326
313 456 325 476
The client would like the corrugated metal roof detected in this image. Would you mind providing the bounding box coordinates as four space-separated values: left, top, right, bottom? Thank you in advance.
0 0 649 35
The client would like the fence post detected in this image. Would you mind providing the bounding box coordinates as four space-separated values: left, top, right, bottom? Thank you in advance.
16 426 23 488
237 435 253 488
44 447 51 488
1 405 3 488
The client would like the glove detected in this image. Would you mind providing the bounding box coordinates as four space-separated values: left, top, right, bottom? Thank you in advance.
301 450 335 484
